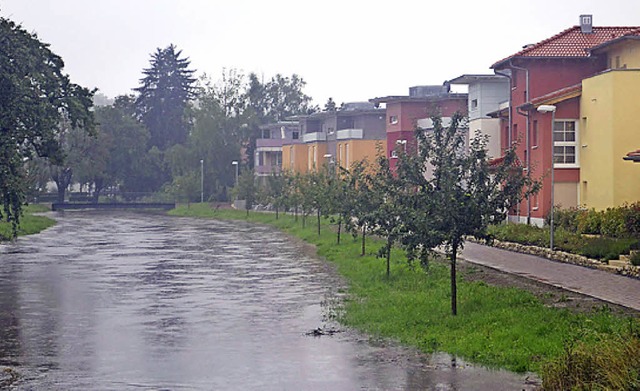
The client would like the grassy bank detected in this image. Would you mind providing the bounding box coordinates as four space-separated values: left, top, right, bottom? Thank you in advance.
169 204 639 375
0 204 56 241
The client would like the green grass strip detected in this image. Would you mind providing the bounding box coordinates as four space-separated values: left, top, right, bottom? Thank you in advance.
0 204 56 241
169 204 639 374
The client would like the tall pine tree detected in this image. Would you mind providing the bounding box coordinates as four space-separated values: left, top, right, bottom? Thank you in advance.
135 44 196 151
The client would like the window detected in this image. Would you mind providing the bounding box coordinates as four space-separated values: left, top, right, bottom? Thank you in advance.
338 144 343 166
292 131 299 140
389 115 398 125
391 150 398 158
262 129 271 139
553 120 578 166
532 120 538 148
471 99 478 110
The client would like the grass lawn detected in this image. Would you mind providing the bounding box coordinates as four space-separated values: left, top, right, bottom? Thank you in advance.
169 203 639 374
0 204 56 241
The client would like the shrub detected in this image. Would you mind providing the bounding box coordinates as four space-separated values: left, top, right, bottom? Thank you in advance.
541 331 640 390
630 251 640 267
622 202 640 239
554 207 581 233
601 207 627 238
575 208 602 235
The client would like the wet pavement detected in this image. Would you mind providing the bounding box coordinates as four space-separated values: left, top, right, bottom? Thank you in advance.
0 211 537 390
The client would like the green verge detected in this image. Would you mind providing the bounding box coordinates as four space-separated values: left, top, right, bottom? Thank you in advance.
0 204 56 241
169 204 639 374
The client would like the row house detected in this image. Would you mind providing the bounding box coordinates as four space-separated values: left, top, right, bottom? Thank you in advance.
281 102 387 173
370 85 468 169
490 15 640 225
254 121 300 184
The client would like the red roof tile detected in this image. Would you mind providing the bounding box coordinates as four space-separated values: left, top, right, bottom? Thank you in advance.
492 26 640 68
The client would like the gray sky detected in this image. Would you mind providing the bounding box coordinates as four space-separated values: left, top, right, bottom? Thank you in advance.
2 0 640 106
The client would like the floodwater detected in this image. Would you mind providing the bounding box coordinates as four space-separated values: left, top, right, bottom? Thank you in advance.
0 211 538 390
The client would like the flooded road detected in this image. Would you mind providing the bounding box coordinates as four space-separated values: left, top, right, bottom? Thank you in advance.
0 211 537 390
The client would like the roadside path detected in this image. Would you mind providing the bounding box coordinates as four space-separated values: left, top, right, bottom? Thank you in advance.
460 242 640 311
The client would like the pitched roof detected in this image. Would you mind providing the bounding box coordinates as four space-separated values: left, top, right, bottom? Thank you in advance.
492 26 640 68
529 83 582 106
589 27 640 53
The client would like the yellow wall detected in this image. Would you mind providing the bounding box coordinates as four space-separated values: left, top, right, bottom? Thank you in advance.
305 142 327 172
606 40 640 69
336 140 386 170
282 144 309 174
580 69 640 209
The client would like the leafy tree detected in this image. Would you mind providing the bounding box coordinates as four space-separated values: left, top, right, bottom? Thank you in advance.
367 153 408 278
324 97 337 112
403 112 539 315
265 172 288 219
0 16 94 235
93 102 150 199
135 44 196 151
235 168 257 216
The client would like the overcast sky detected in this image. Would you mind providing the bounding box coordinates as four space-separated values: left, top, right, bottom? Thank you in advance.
2 0 640 106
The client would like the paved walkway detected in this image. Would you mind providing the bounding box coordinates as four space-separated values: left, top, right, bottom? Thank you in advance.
460 242 640 311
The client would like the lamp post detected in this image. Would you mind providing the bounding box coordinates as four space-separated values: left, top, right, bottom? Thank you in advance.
200 159 204 203
537 104 556 251
231 161 239 186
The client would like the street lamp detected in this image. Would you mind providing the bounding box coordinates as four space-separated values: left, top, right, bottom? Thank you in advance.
231 161 239 186
537 104 557 251
200 159 204 203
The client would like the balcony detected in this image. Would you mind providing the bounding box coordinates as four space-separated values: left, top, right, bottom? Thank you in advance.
336 128 363 140
256 138 284 151
255 165 282 176
302 132 326 143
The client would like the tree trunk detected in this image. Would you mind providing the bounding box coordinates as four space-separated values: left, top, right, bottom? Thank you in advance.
337 218 342 244
361 226 366 256
386 240 391 279
451 246 458 316
92 177 104 204
316 209 321 236
275 206 279 220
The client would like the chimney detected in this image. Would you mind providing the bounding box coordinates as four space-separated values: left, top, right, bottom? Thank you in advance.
580 14 593 34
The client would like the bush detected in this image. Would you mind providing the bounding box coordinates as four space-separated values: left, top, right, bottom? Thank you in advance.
622 202 640 238
541 331 640 390
630 251 640 267
575 209 602 235
487 223 637 261
601 207 627 238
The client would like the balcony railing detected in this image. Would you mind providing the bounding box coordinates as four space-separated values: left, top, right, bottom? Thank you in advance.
302 132 326 143
336 128 363 140
254 165 282 175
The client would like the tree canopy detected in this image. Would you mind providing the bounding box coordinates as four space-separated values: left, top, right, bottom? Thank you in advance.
0 16 94 235
134 44 196 151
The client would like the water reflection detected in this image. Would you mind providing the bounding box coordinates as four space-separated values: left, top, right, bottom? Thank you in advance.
0 211 537 390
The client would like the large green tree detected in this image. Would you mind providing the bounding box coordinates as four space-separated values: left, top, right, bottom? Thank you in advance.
135 44 196 151
399 112 539 315
0 16 94 234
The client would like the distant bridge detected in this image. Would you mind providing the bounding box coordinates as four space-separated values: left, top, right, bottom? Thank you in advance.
51 202 176 211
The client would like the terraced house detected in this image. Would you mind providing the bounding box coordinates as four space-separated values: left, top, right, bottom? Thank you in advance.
490 15 640 226
282 102 387 173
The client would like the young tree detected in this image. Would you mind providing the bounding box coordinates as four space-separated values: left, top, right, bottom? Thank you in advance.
405 112 539 315
367 153 409 279
0 16 94 235
135 44 196 151
235 168 257 216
